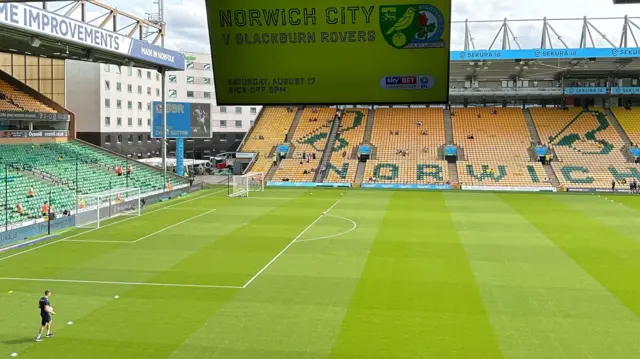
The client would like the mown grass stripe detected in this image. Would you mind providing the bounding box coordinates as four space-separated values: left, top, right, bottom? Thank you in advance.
329 192 503 359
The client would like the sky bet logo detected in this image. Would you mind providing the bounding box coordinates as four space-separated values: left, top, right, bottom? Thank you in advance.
380 75 434 90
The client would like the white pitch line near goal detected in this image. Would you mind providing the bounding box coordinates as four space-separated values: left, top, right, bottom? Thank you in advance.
0 277 243 289
0 189 226 262
241 198 342 288
63 209 216 244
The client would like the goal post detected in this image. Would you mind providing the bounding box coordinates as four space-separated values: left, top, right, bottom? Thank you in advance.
75 188 141 229
228 172 264 197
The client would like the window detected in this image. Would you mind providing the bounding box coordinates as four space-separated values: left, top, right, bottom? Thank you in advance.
137 69 142 78
104 64 110 72
156 88 160 97
156 73 160 81
204 92 211 99
116 82 122 92
235 107 242 114
117 134 122 143
127 84 132 93
127 67 132 76
116 100 122 109
104 80 110 90
220 120 227 128
137 134 143 142
127 118 132 127
220 133 227 141
105 134 111 143
115 66 121 74
128 134 133 143
187 91 194 98
204 78 211 85
146 134 151 142
137 85 142 94
235 133 244 141
137 102 142 110
186 62 194 69
235 120 242 128
105 98 111 108
220 106 227 113
117 117 122 126
147 118 151 126
147 102 151 110
168 90 177 98
104 117 111 126
204 64 211 70
147 71 151 80
147 87 151 95
250 120 254 126
127 101 132 110
137 118 142 127
187 76 194 84
168 75 177 83
250 107 257 115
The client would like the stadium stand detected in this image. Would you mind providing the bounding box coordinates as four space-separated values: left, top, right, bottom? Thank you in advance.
363 108 448 184
273 108 335 182
0 141 188 226
530 107 639 188
610 107 640 146
240 107 297 174
324 108 368 183
0 163 74 225
0 78 56 113
452 107 547 187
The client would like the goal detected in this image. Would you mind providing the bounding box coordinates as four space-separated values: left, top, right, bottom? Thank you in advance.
75 188 141 229
228 172 264 197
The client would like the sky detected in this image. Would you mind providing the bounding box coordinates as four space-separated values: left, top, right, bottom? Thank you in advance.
50 0 640 53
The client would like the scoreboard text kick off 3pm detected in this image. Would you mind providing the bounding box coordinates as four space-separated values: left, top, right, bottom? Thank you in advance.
205 0 452 105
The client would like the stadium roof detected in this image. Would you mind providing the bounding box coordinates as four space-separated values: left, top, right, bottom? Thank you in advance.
0 2 184 71
449 50 640 81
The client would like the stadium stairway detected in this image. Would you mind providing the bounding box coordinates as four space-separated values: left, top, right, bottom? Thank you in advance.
543 164 561 187
315 110 343 182
444 108 454 144
287 107 305 143
524 109 542 144
448 162 459 184
363 109 376 143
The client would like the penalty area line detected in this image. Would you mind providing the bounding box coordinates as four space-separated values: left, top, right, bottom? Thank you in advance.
0 277 242 289
0 189 225 262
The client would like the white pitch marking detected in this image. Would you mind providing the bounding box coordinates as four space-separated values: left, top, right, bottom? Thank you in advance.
242 199 342 288
296 214 358 242
0 276 242 289
131 209 216 243
63 239 132 243
0 189 226 261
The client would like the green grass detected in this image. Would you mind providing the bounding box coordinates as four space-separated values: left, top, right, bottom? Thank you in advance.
1 188 640 358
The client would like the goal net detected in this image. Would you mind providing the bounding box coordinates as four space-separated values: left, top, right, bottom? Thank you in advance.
75 188 141 229
228 172 264 197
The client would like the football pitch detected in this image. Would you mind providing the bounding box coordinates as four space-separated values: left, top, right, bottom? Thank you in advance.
2 187 640 358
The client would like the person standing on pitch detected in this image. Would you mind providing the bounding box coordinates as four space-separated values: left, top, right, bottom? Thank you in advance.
36 290 55 341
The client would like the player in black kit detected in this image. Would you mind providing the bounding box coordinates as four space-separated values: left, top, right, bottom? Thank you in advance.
36 289 55 342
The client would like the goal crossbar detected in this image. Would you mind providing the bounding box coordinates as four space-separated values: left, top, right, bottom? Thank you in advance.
228 172 264 197
76 187 141 229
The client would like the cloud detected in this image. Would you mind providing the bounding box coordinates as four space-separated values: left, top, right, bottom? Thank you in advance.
105 0 640 52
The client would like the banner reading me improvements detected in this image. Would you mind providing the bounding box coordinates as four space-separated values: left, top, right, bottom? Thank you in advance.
205 0 451 105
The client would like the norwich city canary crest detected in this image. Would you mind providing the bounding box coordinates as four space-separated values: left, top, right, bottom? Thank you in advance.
380 4 445 49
